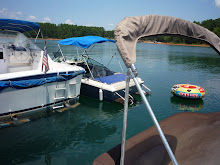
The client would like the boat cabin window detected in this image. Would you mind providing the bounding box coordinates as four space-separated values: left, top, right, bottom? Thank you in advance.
0 48 3 59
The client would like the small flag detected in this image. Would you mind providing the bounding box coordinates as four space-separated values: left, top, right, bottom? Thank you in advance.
42 41 49 73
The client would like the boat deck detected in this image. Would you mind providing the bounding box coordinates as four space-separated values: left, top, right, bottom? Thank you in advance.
93 112 220 165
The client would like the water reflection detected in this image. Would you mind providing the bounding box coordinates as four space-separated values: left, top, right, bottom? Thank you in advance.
167 48 220 74
79 95 124 116
0 96 122 165
170 96 204 112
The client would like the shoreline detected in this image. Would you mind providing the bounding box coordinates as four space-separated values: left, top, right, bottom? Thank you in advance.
141 41 210 47
36 38 61 41
40 38 210 48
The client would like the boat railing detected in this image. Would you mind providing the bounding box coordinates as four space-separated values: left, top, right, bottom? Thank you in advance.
120 64 178 165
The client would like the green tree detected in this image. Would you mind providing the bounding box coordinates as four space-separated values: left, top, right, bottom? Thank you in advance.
32 17 219 42
213 27 220 37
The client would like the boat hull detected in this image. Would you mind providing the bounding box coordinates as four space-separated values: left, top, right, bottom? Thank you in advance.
0 74 82 116
80 82 139 102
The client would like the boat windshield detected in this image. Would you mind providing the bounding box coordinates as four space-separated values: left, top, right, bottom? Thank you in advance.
80 57 115 78
87 57 105 68
0 30 41 51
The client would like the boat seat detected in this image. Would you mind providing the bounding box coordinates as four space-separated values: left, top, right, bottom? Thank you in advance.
94 74 126 84
85 64 115 79
92 65 106 78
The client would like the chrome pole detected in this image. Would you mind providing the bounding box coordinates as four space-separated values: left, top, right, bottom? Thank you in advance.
35 29 41 43
128 64 178 165
58 44 64 58
120 71 130 165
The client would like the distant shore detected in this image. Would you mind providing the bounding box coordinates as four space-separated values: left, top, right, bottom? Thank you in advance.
42 38 61 41
41 38 210 48
141 41 210 47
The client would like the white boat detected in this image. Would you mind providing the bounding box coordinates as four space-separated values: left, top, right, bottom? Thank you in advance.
0 19 85 117
56 36 150 104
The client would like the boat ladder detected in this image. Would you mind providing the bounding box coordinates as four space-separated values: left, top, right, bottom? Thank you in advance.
115 91 134 105
53 80 67 109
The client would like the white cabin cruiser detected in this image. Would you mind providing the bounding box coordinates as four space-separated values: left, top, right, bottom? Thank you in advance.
0 19 85 117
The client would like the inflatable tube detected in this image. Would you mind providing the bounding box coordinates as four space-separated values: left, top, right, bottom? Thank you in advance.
171 84 205 99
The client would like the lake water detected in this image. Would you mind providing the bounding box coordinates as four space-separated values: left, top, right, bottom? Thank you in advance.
1 40 220 165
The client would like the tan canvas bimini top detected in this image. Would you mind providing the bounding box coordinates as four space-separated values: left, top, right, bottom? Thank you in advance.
114 15 220 67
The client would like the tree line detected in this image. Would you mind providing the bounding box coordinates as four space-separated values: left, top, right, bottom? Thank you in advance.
36 23 114 39
141 18 220 44
194 18 220 37
29 17 219 44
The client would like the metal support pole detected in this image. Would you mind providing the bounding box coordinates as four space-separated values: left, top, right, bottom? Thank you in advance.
120 71 130 165
35 29 41 43
58 44 64 58
128 64 178 165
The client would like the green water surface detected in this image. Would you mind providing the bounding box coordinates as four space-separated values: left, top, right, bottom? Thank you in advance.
0 40 220 165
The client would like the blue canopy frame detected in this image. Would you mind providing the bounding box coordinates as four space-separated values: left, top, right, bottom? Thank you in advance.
58 36 115 48
0 18 40 33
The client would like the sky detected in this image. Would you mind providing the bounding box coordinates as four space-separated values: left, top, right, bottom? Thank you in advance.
0 0 220 30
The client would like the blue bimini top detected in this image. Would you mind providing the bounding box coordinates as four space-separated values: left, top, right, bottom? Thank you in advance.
58 36 115 49
0 18 40 32
94 74 126 84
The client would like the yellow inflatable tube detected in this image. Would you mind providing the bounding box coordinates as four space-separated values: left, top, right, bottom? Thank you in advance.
171 84 205 99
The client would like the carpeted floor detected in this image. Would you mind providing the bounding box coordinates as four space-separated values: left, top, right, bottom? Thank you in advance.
93 112 220 165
